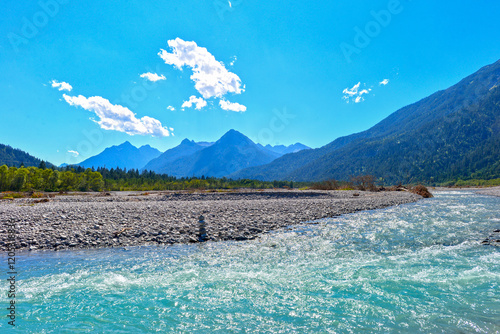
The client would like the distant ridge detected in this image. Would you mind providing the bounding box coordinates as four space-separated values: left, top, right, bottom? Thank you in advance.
145 130 281 177
142 139 208 173
77 141 161 170
261 143 310 155
143 132 310 177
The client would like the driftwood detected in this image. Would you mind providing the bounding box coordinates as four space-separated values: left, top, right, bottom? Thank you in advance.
113 227 132 237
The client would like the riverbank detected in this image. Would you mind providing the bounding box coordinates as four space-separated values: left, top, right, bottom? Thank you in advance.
0 190 421 251
430 186 500 197
475 186 500 197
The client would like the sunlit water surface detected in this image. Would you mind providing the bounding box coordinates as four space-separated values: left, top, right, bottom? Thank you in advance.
2 191 500 333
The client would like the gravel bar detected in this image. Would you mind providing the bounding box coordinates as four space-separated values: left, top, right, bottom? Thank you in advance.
0 190 421 251
476 186 500 197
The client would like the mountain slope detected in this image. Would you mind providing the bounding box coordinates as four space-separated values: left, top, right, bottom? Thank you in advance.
78 142 161 170
261 143 311 155
290 86 500 183
0 144 52 167
154 130 281 178
230 59 500 183
142 139 207 173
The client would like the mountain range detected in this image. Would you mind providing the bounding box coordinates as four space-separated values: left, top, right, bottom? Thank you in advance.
69 133 310 177
230 59 500 183
142 139 210 173
1 59 499 184
145 130 284 177
76 142 162 170
259 143 310 155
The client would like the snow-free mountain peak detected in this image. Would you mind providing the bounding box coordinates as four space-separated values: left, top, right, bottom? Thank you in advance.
76 141 161 170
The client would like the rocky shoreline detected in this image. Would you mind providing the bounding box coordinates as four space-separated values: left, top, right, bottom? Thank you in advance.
0 190 421 251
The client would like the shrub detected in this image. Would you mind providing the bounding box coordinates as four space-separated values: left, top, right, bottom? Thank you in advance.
411 185 433 198
0 192 25 199
350 175 377 191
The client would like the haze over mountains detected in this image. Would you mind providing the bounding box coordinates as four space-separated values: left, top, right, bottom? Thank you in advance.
231 59 500 184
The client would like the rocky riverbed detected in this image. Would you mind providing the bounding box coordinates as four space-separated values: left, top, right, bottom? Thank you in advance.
0 190 421 251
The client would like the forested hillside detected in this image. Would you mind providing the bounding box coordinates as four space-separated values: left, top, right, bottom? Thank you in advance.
0 144 52 168
230 59 500 184
288 87 500 184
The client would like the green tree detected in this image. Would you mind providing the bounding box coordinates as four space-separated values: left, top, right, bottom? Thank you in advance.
48 170 60 190
60 171 77 191
88 171 104 191
26 166 43 190
12 168 28 191
0 165 8 190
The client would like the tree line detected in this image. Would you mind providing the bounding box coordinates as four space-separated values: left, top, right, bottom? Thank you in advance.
0 165 103 192
0 165 297 192
96 166 296 191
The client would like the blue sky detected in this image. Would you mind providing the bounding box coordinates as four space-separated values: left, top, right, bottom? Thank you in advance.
1 0 499 166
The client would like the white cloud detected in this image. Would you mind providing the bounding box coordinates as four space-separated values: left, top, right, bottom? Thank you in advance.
167 106 175 111
158 38 244 100
342 82 371 103
51 80 73 92
359 89 370 96
67 150 79 157
230 56 237 66
343 82 361 98
140 72 166 82
219 99 246 112
62 94 171 137
181 95 207 110
379 79 389 86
